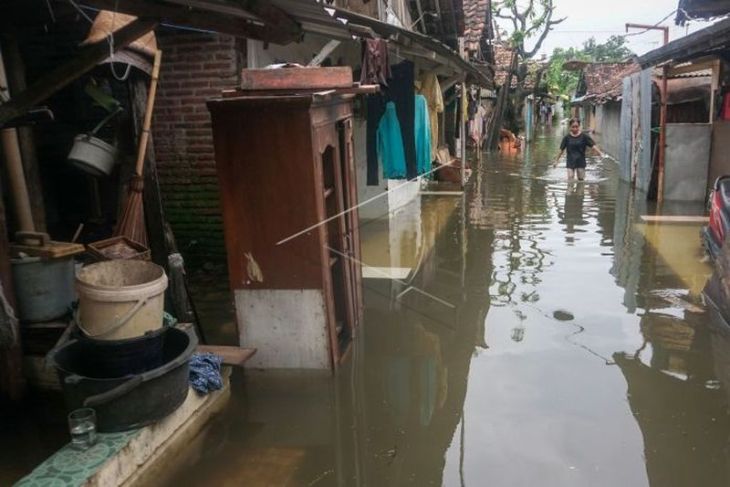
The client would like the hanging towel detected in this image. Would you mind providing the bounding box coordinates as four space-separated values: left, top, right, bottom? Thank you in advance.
415 94 432 176
377 102 407 179
360 38 391 86
418 73 444 161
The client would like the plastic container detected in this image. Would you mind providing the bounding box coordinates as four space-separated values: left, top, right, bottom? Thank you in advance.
11 254 75 323
48 327 196 432
75 260 168 340
77 326 166 377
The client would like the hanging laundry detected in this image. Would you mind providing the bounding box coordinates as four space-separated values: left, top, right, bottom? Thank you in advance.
360 38 391 86
366 93 387 186
366 60 416 183
418 73 444 161
415 94 432 176
390 61 418 179
470 104 487 146
378 102 407 179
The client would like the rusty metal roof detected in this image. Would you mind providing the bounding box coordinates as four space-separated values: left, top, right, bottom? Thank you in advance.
573 62 640 103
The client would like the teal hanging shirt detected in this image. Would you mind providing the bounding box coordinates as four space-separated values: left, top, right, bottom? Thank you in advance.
377 102 407 179
414 94 432 176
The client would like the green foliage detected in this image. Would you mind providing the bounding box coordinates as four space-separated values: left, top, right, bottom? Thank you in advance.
582 36 634 62
545 36 635 100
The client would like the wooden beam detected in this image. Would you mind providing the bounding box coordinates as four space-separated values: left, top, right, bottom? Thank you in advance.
441 73 462 92
667 56 720 77
0 18 157 126
82 0 299 44
308 40 341 67
164 0 301 40
640 215 709 223
197 345 256 367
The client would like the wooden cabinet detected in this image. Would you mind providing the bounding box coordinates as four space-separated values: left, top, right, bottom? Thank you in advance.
207 92 363 370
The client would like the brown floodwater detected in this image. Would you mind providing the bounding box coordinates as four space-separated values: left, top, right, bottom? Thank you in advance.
160 128 730 487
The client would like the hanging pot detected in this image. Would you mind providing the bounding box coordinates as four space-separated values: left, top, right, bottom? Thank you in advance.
68 107 122 177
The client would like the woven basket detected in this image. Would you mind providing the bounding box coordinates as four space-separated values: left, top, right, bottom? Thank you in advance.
83 11 157 57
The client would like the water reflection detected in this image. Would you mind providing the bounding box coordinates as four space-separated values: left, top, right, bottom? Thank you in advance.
160 129 730 487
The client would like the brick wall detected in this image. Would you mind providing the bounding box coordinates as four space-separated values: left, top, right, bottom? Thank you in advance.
152 31 245 267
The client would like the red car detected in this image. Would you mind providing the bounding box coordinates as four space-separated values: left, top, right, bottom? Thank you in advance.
704 176 730 260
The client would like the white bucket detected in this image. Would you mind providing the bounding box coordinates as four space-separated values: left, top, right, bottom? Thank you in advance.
76 260 168 340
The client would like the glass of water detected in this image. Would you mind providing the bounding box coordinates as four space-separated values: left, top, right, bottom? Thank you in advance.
68 408 97 450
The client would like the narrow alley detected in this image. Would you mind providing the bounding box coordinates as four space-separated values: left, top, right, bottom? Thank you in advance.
4 2 730 486
155 129 726 487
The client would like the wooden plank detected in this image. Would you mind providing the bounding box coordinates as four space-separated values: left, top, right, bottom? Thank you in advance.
221 85 379 98
82 0 300 44
640 215 709 223
0 18 157 126
170 0 301 40
197 345 256 367
9 241 84 259
240 67 353 91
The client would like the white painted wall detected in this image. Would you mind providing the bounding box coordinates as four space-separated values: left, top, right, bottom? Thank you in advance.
235 289 330 369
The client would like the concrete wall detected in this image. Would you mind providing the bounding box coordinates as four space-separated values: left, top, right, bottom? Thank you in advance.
709 121 730 191
664 123 712 202
595 101 622 160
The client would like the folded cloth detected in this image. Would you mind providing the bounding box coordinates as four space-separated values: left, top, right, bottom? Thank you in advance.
189 353 224 394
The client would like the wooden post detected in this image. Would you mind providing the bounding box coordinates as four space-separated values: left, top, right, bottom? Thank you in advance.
0 175 25 402
0 44 34 233
1 34 46 232
129 73 167 267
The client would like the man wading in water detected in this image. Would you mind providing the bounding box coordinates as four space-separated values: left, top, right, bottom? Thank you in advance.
553 118 604 181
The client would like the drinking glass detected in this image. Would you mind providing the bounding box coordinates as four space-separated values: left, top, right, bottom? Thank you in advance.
68 408 97 450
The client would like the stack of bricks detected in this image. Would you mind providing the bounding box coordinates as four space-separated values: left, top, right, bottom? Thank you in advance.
152 31 245 267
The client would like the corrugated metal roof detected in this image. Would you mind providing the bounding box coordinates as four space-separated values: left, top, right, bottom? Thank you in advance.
86 0 492 86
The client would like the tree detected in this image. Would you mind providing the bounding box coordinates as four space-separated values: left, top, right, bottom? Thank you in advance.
582 35 633 62
486 0 566 149
545 36 635 102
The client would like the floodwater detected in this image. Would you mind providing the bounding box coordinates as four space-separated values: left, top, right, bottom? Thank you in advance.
160 128 730 487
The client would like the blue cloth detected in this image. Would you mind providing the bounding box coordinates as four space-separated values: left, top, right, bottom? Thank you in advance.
377 102 407 179
189 353 224 394
414 94 432 176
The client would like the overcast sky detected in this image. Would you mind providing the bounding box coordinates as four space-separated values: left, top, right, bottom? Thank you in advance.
497 0 720 58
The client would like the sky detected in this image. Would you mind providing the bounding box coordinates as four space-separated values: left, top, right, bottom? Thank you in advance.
495 0 720 58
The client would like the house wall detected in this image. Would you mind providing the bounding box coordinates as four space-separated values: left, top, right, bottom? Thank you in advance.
152 31 245 266
709 120 730 191
664 123 712 202
594 101 622 160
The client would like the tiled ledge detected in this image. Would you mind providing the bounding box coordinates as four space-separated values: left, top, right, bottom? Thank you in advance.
15 370 231 487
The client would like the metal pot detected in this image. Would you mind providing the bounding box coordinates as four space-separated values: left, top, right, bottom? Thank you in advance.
67 106 122 177
47 327 197 432
11 254 75 323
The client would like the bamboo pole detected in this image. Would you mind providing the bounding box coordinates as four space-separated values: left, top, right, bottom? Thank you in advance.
0 44 34 232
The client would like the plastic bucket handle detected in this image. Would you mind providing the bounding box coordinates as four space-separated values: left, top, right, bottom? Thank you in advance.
75 296 149 339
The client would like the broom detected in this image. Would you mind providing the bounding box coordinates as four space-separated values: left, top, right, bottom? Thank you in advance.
115 49 162 247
